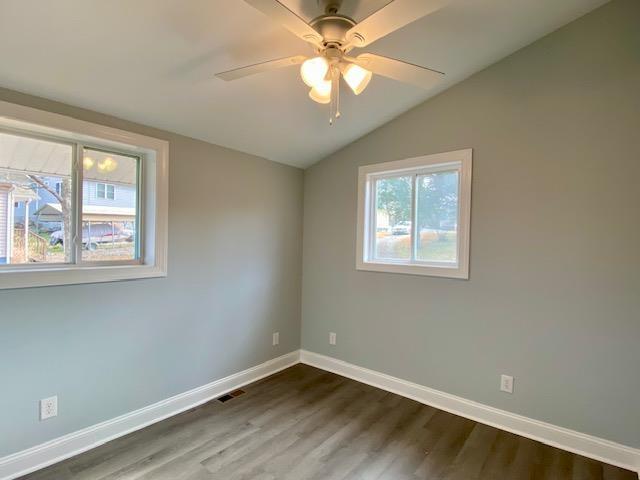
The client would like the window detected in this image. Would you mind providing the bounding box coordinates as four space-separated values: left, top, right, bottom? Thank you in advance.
356 149 472 279
83 151 137 262
96 182 115 200
0 132 72 266
0 100 168 289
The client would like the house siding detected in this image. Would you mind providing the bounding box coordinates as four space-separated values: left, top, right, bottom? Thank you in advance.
83 181 136 209
14 178 137 221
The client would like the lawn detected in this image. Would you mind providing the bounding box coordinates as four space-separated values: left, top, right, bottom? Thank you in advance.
23 230 135 263
376 230 457 262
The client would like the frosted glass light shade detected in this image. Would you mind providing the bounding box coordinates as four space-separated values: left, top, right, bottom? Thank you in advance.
342 63 372 95
309 79 332 104
301 56 329 88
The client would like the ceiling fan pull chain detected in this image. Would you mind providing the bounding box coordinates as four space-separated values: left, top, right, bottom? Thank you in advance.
336 68 341 120
329 66 340 125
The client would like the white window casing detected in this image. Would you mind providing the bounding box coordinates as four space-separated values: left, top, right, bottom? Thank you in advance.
0 100 168 289
356 149 472 279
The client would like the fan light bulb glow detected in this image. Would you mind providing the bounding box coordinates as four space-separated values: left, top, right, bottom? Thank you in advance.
83 156 95 170
309 79 332 104
342 63 372 95
300 56 329 88
97 156 118 173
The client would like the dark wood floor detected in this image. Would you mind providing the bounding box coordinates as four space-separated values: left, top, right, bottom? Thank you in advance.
21 364 636 480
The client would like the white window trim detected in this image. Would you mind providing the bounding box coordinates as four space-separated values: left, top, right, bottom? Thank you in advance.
356 149 472 279
0 100 168 290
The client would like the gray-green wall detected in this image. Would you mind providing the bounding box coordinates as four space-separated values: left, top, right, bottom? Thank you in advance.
302 0 640 448
0 89 304 457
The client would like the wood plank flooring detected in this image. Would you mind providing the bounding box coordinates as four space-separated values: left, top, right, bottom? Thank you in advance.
20 364 636 480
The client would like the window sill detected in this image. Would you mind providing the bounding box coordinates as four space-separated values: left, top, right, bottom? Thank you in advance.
0 263 167 290
356 260 468 279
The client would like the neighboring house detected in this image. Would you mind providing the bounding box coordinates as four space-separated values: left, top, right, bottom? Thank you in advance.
14 176 137 224
376 209 390 228
0 182 39 264
1 175 136 264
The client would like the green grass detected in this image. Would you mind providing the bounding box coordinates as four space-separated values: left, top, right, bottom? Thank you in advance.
376 231 457 262
417 234 457 262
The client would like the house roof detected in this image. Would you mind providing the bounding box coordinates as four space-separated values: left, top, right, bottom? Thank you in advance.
0 181 39 201
12 185 39 202
33 203 136 222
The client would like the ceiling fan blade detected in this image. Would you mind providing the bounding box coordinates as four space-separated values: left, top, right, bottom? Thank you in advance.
352 53 444 89
346 0 449 48
216 55 307 81
244 0 323 47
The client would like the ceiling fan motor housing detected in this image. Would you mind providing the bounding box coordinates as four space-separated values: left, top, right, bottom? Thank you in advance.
310 15 356 49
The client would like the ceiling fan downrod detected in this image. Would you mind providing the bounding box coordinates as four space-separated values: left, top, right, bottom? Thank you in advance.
318 0 343 15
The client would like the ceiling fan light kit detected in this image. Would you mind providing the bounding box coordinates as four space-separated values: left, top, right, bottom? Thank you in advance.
309 79 332 104
300 56 330 87
341 63 372 95
216 0 448 124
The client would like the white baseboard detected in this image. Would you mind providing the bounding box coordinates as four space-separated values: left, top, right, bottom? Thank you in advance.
0 350 301 480
300 350 640 475
4 349 638 479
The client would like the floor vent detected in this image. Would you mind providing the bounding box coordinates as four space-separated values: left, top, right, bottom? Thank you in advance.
217 389 246 403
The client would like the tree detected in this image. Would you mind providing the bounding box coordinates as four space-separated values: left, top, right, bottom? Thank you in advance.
416 172 458 240
27 175 73 262
376 176 411 226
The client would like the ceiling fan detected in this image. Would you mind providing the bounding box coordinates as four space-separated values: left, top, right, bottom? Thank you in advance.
216 0 448 124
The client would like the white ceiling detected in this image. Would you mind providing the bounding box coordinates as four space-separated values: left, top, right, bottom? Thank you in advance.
0 0 608 168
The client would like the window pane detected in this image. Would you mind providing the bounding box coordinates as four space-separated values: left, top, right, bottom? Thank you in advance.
374 176 412 261
0 131 73 265
82 149 139 262
416 170 459 263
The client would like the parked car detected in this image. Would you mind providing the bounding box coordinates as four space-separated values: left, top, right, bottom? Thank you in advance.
37 221 63 233
50 224 133 249
391 221 411 236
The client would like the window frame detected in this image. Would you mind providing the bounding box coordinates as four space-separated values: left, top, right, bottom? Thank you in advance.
0 100 168 289
356 149 472 279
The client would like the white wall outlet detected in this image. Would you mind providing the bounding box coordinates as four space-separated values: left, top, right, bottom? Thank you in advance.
500 375 514 394
272 332 279 346
329 332 337 345
40 396 58 420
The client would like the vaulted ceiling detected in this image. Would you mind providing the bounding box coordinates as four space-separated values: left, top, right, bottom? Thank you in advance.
0 0 608 167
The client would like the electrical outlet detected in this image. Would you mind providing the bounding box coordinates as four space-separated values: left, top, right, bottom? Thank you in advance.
329 332 337 345
500 375 514 394
40 396 58 420
272 332 279 346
